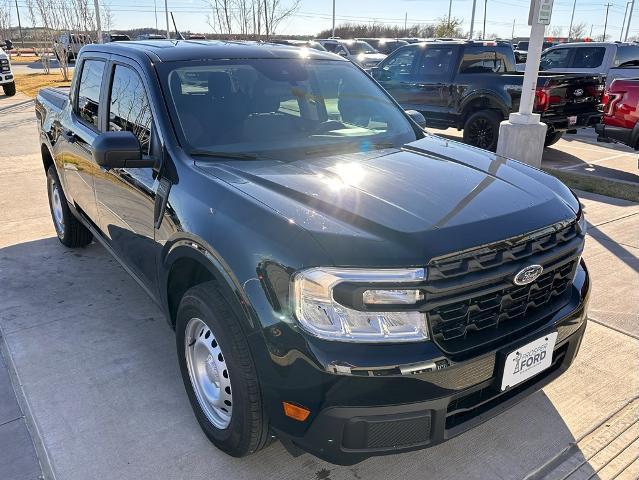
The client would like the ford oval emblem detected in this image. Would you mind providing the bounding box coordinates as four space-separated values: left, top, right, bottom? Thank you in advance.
514 265 544 286
573 88 584 97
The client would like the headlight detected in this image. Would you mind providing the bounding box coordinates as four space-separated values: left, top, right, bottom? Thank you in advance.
291 267 428 342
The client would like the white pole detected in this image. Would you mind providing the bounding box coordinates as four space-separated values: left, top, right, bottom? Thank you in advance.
568 0 577 41
93 0 102 43
621 2 631 40
625 0 635 41
165 0 170 39
519 1 546 115
469 0 477 38
332 0 335 37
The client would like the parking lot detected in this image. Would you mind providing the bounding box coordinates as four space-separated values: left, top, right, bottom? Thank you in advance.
0 91 638 480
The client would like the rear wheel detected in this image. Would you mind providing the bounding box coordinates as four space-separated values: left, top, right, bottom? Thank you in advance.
176 282 270 457
46 166 92 247
2 81 16 96
544 131 563 147
463 110 502 151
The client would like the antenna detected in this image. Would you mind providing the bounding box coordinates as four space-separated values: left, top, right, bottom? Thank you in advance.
171 12 185 40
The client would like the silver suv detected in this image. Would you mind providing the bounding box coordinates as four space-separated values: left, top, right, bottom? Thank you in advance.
317 39 386 70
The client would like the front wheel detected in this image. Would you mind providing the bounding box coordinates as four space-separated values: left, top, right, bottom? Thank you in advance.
46 166 93 247
176 282 270 457
463 110 502 151
2 81 16 96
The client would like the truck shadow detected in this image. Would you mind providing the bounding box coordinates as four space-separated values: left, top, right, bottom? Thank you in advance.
0 237 601 480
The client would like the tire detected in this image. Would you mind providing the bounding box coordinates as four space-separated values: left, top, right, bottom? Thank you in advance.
46 166 93 248
463 110 502 151
2 81 16 96
544 131 563 147
176 282 269 457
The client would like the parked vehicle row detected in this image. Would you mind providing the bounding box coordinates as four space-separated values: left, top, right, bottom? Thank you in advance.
36 39 590 465
316 38 387 69
371 40 604 150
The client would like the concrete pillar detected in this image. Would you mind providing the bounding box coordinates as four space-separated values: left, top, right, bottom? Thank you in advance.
496 0 550 168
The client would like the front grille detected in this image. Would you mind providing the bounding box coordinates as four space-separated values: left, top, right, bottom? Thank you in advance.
424 221 583 355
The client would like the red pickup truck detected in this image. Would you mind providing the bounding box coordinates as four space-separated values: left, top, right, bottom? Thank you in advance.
596 78 639 150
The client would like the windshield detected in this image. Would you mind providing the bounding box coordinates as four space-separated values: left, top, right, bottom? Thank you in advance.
161 59 418 159
345 41 378 55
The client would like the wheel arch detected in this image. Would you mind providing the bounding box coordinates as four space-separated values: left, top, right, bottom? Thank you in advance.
41 143 55 174
460 93 509 124
161 238 258 333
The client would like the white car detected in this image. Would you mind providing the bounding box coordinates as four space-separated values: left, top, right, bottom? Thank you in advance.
317 39 386 69
0 49 15 96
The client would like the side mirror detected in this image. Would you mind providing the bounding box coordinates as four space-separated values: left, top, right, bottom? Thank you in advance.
92 131 154 169
405 109 427 128
337 50 347 57
4 40 13 51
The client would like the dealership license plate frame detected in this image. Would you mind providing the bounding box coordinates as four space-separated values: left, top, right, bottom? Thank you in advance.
501 332 558 391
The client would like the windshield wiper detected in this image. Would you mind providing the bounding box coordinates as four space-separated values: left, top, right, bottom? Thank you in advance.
189 149 258 161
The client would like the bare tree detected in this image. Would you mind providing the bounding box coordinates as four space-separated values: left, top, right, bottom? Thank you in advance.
205 0 299 39
569 22 587 40
548 25 563 38
0 1 11 42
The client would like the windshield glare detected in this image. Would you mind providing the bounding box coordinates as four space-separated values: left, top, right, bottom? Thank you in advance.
162 59 417 158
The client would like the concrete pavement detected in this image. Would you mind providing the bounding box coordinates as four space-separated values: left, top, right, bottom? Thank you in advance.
1 92 637 480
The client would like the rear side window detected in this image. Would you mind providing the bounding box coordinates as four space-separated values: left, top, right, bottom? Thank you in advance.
613 46 639 68
108 65 153 154
460 49 505 73
76 59 105 129
541 48 571 69
571 47 605 68
416 46 454 80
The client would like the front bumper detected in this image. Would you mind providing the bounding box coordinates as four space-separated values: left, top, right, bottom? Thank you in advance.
0 73 13 85
271 261 590 465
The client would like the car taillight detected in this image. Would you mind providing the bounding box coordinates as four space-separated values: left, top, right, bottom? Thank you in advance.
534 88 561 112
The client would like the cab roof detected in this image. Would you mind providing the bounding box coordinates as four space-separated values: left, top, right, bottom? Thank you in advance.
82 39 343 63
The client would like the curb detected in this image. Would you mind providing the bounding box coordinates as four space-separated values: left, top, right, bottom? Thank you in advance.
544 168 639 203
0 329 57 480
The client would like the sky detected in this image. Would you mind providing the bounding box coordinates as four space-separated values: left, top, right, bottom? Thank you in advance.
8 0 639 40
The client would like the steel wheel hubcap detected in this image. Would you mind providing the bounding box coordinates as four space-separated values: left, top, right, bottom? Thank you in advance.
51 181 65 235
185 318 233 429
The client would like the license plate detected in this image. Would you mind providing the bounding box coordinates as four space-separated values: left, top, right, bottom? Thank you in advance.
568 115 578 125
501 332 558 391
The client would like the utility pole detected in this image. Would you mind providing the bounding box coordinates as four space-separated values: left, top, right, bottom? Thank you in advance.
603 3 612 41
404 12 407 35
483 0 487 39
332 0 336 38
448 0 453 28
93 0 102 43
512 18 516 39
625 0 635 41
154 0 158 31
568 0 577 40
14 0 24 49
165 0 170 38
621 1 631 40
469 0 477 38
590 24 593 38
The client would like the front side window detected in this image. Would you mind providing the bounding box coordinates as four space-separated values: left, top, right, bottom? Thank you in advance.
571 47 605 68
161 59 418 158
345 41 377 55
108 65 152 153
76 59 105 128
382 46 419 77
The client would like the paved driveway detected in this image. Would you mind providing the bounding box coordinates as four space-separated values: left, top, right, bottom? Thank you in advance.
0 92 637 480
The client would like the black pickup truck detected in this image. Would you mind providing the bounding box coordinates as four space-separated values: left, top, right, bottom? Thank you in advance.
372 40 604 150
35 40 590 465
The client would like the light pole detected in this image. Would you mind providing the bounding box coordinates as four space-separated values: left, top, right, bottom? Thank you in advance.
448 0 453 28
568 0 577 40
483 0 487 39
469 0 477 38
14 0 24 49
165 0 170 39
603 3 612 41
332 0 335 38
93 0 102 43
625 0 636 41
621 1 631 40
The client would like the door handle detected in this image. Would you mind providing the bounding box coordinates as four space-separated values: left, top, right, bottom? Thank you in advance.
61 130 76 143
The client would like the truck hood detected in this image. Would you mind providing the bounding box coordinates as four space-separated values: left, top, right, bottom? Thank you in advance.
196 135 579 266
